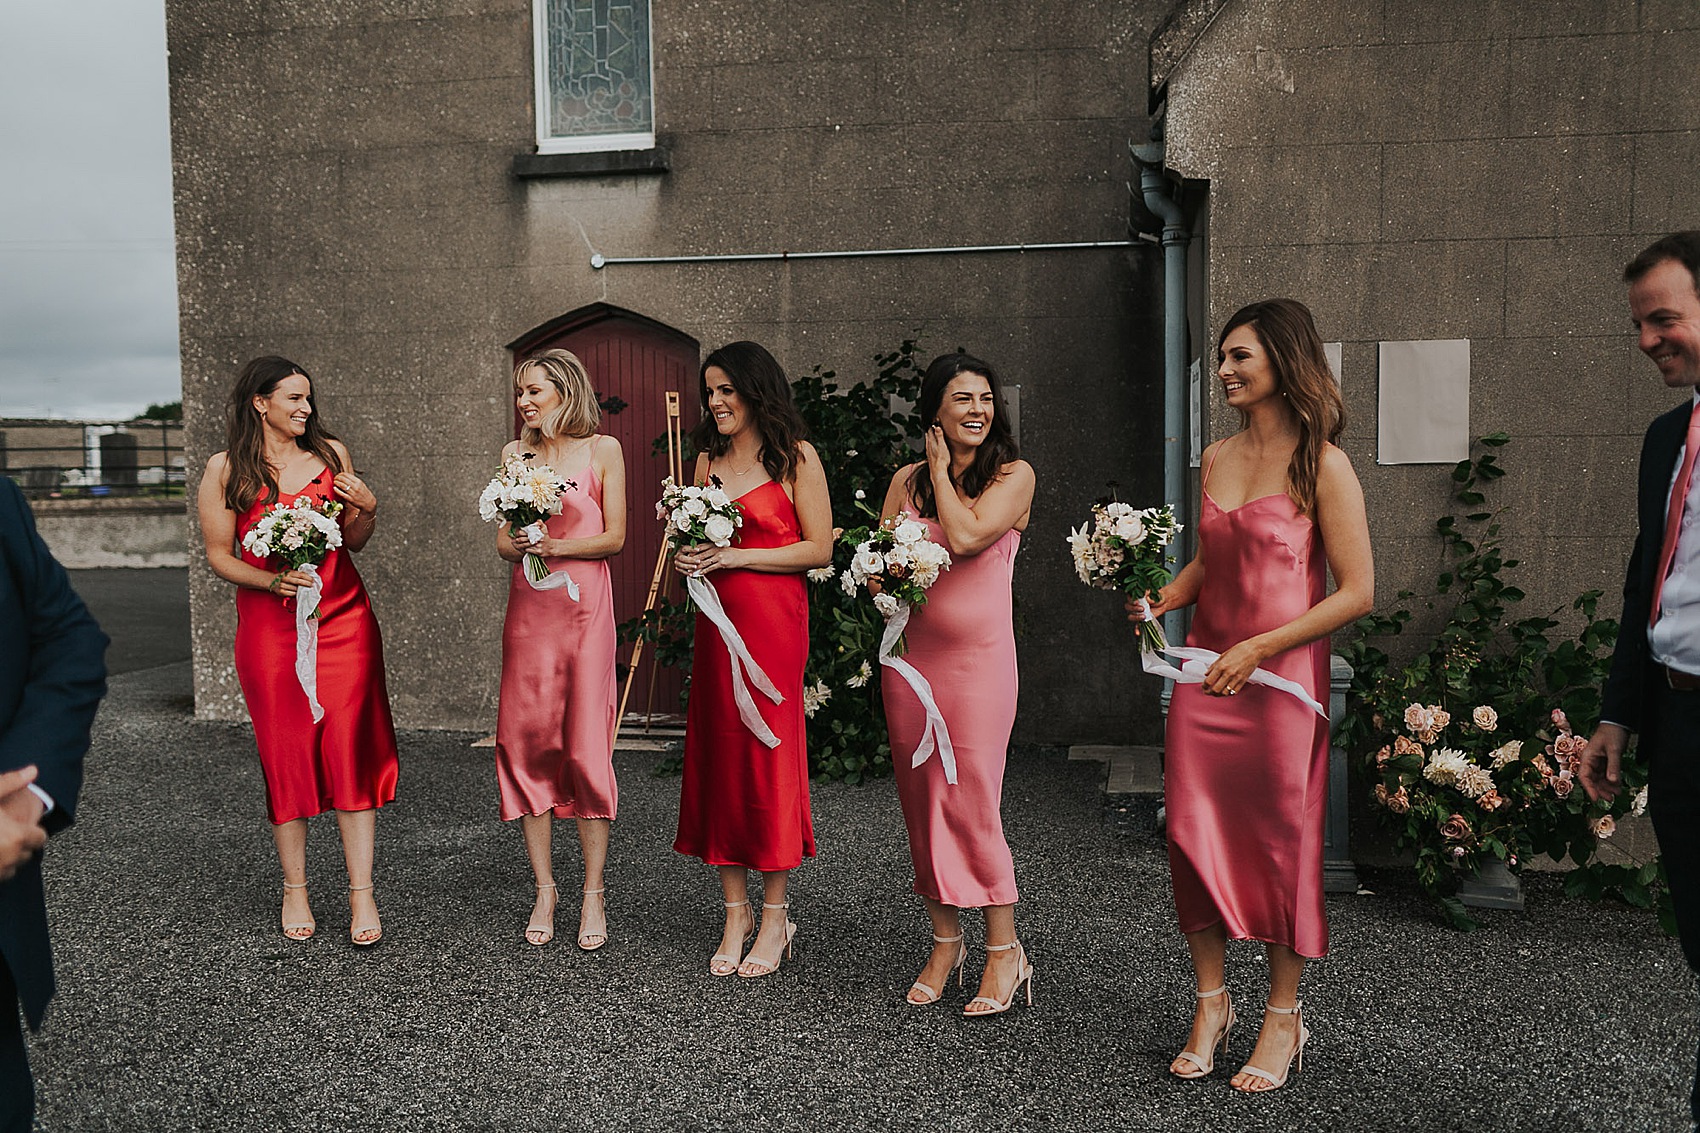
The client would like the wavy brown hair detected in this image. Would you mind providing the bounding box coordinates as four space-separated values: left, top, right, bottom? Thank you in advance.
222 355 344 513
691 341 809 483
1219 298 1343 518
905 352 1020 519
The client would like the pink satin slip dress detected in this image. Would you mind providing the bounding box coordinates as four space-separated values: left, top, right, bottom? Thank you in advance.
883 515 1021 909
1164 443 1331 958
494 458 619 821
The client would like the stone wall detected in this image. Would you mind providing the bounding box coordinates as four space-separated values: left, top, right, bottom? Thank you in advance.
166 1 1172 738
1161 0 1698 638
29 498 191 569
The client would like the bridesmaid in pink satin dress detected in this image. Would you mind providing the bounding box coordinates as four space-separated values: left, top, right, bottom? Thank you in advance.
494 349 626 950
1136 300 1372 1093
879 353 1036 1017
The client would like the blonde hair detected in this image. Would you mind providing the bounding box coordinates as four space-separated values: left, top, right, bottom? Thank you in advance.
516 348 600 446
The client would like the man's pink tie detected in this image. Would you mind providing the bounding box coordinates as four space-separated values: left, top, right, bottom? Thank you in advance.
1651 399 1700 627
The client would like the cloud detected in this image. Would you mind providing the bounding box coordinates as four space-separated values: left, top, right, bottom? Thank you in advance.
0 1 180 420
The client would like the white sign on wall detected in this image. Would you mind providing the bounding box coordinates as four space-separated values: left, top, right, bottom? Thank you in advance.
1377 339 1470 465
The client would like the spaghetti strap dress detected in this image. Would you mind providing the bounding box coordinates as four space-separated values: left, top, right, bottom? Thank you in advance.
233 468 399 826
674 478 815 871
883 516 1021 909
494 459 619 821
1164 442 1331 958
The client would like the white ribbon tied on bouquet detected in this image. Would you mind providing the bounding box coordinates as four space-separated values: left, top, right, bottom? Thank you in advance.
879 604 957 785
521 522 580 601
1136 598 1328 719
686 573 783 748
294 564 326 723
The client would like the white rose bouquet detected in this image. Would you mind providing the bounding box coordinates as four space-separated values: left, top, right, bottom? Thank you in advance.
478 452 578 592
1068 500 1182 652
656 475 742 552
656 475 783 748
240 495 347 724
836 510 952 654
242 495 345 574
838 510 957 783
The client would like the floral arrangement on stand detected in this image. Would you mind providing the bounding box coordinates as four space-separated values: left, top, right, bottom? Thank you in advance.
1344 434 1666 929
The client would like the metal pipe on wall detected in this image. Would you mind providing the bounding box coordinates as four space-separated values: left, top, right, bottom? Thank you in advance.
1129 135 1190 655
588 239 1133 269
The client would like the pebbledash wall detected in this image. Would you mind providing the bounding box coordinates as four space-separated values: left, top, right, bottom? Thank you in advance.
1153 0 1700 637
164 1 1173 739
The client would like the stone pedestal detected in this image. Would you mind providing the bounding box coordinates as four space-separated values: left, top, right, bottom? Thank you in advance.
1457 859 1525 911
1323 654 1360 894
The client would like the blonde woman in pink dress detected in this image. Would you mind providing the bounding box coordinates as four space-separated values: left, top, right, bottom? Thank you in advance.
494 349 626 949
879 353 1036 1016
1135 299 1372 1092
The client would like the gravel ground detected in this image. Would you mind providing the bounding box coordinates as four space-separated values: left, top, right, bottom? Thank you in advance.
23 569 1698 1130
20 661 1695 1132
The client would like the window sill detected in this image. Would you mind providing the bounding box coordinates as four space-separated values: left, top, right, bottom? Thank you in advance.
512 144 671 179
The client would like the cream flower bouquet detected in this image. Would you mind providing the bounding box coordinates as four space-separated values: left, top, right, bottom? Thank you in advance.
479 452 578 593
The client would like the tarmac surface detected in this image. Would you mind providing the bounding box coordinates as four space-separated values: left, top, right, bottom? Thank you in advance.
22 569 1700 1131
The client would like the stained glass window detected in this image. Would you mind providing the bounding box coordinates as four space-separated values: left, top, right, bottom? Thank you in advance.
534 0 654 154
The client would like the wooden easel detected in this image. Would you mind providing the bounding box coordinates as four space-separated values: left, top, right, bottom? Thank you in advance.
614 391 682 741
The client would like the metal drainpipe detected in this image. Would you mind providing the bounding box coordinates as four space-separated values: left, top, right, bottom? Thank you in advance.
1129 135 1190 663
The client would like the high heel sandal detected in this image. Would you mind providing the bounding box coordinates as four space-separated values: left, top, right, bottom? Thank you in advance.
963 940 1033 1017
906 933 966 1006
1170 986 1236 1078
577 886 607 952
709 899 754 977
348 883 382 947
281 880 315 941
526 882 558 947
1232 1000 1310 1092
738 902 797 979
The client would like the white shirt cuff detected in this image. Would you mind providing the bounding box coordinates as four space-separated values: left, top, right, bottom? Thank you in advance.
26 783 53 817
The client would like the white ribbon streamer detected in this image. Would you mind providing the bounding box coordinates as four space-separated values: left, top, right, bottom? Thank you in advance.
294 563 325 723
879 604 957 785
1136 598 1328 719
686 573 784 749
521 523 580 600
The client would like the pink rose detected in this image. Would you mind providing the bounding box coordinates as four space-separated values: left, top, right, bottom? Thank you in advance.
1387 786 1411 814
1552 774 1575 799
1394 736 1424 758
1552 708 1571 731
1439 813 1472 841
1592 815 1617 839
1374 783 1390 805
1478 790 1506 812
1375 745 1392 769
1472 706 1499 732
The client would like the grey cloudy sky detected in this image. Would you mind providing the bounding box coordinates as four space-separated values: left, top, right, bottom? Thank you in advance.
0 2 179 420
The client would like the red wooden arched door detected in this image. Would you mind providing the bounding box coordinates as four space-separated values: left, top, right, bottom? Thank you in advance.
508 304 699 722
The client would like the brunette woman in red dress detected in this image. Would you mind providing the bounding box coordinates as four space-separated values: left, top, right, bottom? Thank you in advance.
672 341 833 978
197 356 399 947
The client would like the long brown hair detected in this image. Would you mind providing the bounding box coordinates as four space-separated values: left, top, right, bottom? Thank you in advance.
691 341 809 483
222 355 344 512
1219 299 1343 518
906 352 1019 519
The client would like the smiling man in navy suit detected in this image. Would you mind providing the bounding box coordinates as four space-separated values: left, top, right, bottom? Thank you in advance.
1581 231 1700 1126
0 475 107 1133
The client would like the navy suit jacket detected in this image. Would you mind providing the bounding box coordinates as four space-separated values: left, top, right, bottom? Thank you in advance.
1602 401 1693 734
0 477 107 1029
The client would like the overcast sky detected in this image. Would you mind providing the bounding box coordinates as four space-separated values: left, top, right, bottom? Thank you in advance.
0 2 179 421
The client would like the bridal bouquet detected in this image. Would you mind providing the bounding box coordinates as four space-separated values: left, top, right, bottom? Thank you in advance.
241 495 346 723
242 495 345 573
479 452 578 595
837 511 952 654
657 475 742 552
656 476 783 747
838 511 957 783
1068 500 1182 652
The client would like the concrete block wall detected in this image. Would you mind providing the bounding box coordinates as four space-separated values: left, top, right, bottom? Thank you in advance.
166 0 1173 739
1163 0 1697 637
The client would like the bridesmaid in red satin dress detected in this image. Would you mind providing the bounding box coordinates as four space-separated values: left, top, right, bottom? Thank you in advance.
493 349 625 950
877 353 1036 1017
197 356 399 947
672 341 833 979
1136 300 1372 1093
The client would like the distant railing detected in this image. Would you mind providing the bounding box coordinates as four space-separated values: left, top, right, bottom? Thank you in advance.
0 419 185 499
